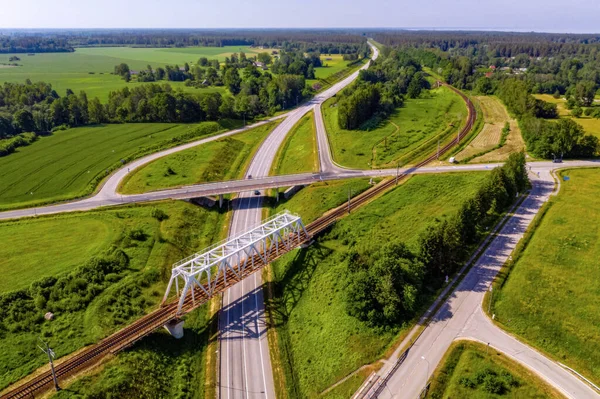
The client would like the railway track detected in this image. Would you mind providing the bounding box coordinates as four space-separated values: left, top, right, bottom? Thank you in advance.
0 83 475 399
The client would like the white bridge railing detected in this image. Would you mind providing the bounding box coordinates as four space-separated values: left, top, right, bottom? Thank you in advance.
162 210 307 315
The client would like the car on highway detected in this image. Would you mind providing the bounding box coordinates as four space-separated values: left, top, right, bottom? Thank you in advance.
254 190 260 195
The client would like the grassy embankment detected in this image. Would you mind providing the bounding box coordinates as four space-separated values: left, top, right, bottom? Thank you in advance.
0 120 241 210
120 121 279 194
307 54 368 92
534 94 600 138
0 201 228 395
492 168 600 385
426 340 563 398
455 96 524 163
264 172 489 398
322 86 467 169
270 111 318 176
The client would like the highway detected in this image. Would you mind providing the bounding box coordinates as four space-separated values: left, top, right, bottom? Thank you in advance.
373 165 600 399
217 42 379 398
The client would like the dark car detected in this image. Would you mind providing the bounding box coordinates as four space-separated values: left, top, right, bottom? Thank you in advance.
254 190 260 195
552 158 563 163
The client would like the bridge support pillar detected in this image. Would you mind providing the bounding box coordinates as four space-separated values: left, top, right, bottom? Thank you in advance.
219 194 223 208
164 320 185 339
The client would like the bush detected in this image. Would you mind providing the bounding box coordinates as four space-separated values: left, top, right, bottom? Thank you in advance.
151 208 169 221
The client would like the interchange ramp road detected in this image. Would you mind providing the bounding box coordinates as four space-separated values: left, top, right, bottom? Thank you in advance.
2 161 600 221
372 167 600 399
218 42 379 398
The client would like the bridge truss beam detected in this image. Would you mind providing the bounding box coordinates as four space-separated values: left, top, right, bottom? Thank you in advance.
162 211 307 315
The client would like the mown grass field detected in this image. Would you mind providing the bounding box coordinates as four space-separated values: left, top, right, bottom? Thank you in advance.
427 341 562 398
0 121 237 210
121 121 278 194
534 94 600 139
323 86 467 169
0 200 227 392
493 168 600 385
456 96 523 163
267 173 488 398
270 111 317 176
0 46 262 101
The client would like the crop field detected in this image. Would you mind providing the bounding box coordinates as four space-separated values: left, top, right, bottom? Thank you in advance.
270 111 317 176
426 341 562 398
121 121 278 194
0 200 227 391
0 46 263 101
456 96 524 163
493 168 600 385
0 121 236 210
267 172 488 397
323 86 467 169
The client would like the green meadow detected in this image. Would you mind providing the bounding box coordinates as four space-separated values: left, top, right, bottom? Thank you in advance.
0 121 238 210
267 172 488 398
323 86 467 169
427 341 562 398
493 168 600 385
271 111 317 176
0 200 226 391
121 121 278 194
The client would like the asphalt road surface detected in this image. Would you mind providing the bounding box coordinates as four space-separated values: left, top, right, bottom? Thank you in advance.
374 166 600 399
217 42 379 398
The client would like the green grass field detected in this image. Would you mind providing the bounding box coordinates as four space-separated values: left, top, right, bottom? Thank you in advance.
270 111 317 176
323 86 467 169
426 341 562 398
0 200 226 391
121 121 278 194
0 121 238 210
267 173 488 397
0 47 359 102
493 168 600 385
0 46 263 101
534 94 600 139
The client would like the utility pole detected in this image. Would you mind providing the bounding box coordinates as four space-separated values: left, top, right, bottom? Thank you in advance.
347 188 351 214
38 338 60 392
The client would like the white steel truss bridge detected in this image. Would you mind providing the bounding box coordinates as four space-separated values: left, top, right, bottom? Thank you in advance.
162 211 308 315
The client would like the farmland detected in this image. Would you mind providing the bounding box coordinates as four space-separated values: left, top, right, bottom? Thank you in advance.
455 96 523 162
121 121 278 194
534 94 600 139
493 168 600 385
0 46 363 102
266 172 488 398
270 111 317 176
0 121 237 210
426 341 562 398
0 46 262 101
0 200 227 391
322 86 467 169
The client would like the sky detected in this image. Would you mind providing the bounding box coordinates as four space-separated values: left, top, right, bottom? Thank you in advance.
1 0 599 33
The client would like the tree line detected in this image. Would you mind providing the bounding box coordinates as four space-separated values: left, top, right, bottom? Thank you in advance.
345 153 529 327
336 50 428 130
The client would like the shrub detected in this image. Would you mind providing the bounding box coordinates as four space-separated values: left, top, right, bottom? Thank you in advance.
151 208 169 221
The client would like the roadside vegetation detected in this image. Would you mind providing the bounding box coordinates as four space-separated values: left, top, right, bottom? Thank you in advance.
323 86 466 169
0 201 226 392
270 111 317 176
493 168 600 385
266 153 528 398
426 340 563 398
534 93 600 138
121 121 278 194
0 121 237 210
455 96 524 163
